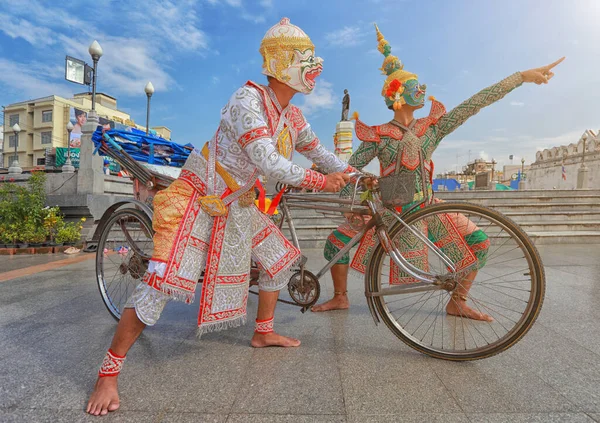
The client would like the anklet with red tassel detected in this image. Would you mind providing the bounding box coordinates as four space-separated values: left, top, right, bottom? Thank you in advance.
255 317 274 334
98 349 126 377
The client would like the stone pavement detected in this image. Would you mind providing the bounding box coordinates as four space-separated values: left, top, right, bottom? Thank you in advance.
1 245 600 422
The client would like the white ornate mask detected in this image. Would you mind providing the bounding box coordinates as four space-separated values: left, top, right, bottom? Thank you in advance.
281 48 323 94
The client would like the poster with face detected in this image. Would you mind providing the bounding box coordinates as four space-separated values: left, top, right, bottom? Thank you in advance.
99 116 115 132
69 108 87 148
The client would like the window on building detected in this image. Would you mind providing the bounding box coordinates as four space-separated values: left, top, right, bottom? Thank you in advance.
41 131 52 145
8 135 18 148
9 114 19 126
8 155 18 164
42 110 53 122
37 158 46 166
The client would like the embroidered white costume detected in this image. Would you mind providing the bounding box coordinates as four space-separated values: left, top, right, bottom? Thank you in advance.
126 18 354 335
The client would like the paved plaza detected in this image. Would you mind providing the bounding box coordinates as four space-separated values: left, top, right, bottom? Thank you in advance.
1 244 600 422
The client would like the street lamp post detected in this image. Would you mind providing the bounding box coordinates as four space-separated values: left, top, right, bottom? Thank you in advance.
519 157 526 190
88 40 103 112
144 81 155 136
8 123 22 175
62 121 75 173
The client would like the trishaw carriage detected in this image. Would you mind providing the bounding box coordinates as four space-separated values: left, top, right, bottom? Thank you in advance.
90 127 545 361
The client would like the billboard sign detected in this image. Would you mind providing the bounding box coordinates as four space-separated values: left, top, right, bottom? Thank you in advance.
55 147 80 168
55 147 119 172
68 108 87 148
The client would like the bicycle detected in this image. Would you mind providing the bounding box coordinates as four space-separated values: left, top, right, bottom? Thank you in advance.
91 129 544 361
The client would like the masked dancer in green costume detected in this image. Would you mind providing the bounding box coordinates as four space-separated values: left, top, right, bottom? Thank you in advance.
313 24 563 320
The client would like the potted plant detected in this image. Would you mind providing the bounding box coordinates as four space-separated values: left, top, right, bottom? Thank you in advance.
0 224 10 248
44 207 64 246
16 222 29 249
3 224 18 248
28 225 48 247
57 218 84 246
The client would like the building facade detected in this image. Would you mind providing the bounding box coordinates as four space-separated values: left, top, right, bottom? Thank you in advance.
528 129 599 189
0 125 3 168
2 93 171 170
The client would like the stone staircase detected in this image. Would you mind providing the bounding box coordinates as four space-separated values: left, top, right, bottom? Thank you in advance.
281 190 600 249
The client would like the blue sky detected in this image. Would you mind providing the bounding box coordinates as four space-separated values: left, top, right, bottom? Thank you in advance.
1 0 599 174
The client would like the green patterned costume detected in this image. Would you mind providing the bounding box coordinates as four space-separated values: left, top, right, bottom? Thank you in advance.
324 72 524 276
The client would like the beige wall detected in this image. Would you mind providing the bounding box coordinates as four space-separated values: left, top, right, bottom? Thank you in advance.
528 152 599 189
2 94 149 170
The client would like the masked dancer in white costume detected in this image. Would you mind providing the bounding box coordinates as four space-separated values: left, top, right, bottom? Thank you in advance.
87 18 357 416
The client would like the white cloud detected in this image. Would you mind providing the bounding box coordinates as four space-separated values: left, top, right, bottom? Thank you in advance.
241 12 267 23
510 101 525 107
207 0 271 23
212 76 220 85
0 14 56 47
0 59 71 99
127 0 208 52
325 26 367 47
479 150 490 161
205 0 241 5
0 0 208 99
299 80 337 116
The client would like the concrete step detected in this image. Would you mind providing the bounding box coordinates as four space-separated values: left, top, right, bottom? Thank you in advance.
293 231 600 250
525 231 600 245
452 196 600 205
491 203 599 212
503 211 600 222
493 221 600 232
454 199 600 207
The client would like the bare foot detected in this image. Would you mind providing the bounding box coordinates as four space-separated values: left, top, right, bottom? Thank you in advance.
86 376 120 416
250 331 301 348
446 299 493 322
311 295 349 312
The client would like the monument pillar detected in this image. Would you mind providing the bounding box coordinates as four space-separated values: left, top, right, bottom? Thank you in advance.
334 121 354 163
77 111 105 195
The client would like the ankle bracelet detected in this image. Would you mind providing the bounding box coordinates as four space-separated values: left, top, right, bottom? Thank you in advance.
98 348 126 378
255 317 274 334
334 291 348 296
451 292 468 302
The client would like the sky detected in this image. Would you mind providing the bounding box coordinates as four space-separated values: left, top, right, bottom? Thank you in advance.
0 0 599 175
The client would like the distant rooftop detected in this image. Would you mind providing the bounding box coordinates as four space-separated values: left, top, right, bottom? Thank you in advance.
73 92 117 101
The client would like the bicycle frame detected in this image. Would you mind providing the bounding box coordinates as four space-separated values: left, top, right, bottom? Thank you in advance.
279 180 458 296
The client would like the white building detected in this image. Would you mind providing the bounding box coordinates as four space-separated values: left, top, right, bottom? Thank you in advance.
528 130 599 189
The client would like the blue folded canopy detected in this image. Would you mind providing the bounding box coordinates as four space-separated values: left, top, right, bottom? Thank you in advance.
92 126 194 168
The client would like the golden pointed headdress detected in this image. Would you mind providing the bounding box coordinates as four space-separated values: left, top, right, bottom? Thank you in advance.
375 24 418 110
259 18 315 83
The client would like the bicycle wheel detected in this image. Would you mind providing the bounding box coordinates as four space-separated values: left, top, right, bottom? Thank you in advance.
96 208 154 321
367 201 545 361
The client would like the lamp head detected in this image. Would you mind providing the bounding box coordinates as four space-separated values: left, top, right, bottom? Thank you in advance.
89 40 103 60
144 81 155 96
